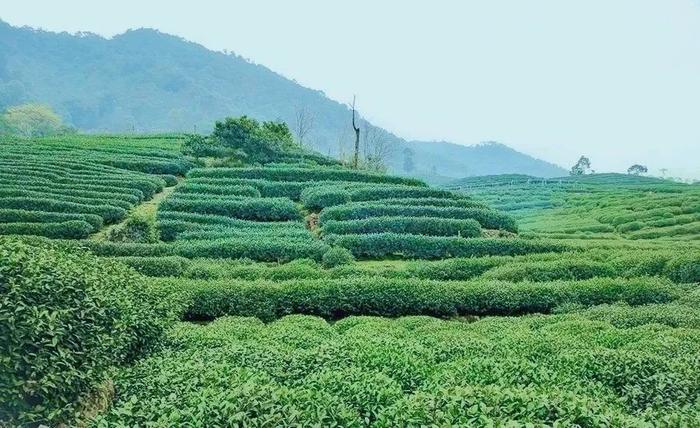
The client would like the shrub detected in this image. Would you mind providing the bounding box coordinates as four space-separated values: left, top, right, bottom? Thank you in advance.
320 203 517 232
160 197 301 221
0 197 126 224
176 183 261 197
0 220 94 239
156 276 679 321
664 254 700 283
158 174 179 186
0 239 173 426
482 259 617 282
188 166 425 186
0 209 103 231
111 256 190 277
321 247 355 268
108 213 160 243
300 187 351 211
324 233 566 259
322 217 482 238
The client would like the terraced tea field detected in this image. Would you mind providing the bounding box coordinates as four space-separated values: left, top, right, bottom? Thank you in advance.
2 136 699 426
448 173 700 241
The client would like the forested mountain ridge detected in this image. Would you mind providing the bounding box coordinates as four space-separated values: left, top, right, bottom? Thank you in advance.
0 20 566 178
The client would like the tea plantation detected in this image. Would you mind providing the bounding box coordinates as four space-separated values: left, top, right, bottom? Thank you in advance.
1 135 699 426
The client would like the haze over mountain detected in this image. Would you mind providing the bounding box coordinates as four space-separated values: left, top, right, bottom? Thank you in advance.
0 20 566 178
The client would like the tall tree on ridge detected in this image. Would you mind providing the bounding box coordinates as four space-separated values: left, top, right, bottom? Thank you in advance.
351 95 360 169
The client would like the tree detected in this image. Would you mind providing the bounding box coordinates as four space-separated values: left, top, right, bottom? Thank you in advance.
351 95 360 169
660 168 668 177
627 164 648 175
362 123 396 172
205 115 296 163
402 148 415 173
1 103 65 137
570 156 591 176
293 105 314 148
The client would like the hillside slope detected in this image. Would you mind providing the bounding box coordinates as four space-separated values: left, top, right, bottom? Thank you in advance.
0 20 565 178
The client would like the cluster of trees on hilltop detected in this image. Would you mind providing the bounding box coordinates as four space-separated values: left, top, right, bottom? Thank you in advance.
0 103 74 137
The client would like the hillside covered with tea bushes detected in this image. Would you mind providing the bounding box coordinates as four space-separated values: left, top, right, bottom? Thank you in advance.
1 134 699 426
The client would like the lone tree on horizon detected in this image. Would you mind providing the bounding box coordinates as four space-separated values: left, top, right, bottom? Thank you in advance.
351 95 360 169
293 105 314 148
570 156 591 176
627 164 648 175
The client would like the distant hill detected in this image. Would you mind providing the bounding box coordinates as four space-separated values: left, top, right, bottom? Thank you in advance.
0 20 565 178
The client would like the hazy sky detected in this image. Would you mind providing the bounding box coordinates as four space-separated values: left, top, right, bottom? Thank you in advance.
3 1 700 177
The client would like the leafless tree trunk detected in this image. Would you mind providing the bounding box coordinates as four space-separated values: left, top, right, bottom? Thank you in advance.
294 105 314 148
363 123 396 171
351 95 360 169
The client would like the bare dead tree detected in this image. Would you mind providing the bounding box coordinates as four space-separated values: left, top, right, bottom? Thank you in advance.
293 105 314 148
351 95 360 169
363 123 396 171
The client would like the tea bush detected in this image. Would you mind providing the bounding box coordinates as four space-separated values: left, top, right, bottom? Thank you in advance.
322 217 482 237
321 247 355 268
94 314 700 426
325 233 565 259
0 239 173 426
320 203 517 232
155 276 678 321
160 197 301 221
0 220 94 239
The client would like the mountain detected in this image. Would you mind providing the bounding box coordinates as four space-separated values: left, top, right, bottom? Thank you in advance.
0 20 566 178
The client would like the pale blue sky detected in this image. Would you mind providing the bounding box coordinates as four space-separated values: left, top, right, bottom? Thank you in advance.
3 0 700 178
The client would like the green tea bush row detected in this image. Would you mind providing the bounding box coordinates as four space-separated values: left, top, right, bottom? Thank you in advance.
0 209 103 230
483 259 617 282
325 233 564 259
0 188 134 210
322 217 482 238
0 220 94 239
157 217 305 241
176 228 314 241
78 238 330 262
0 173 165 199
160 197 301 221
175 183 261 197
0 239 173 426
188 166 426 186
110 256 191 277
300 186 351 211
0 178 146 201
320 203 518 232
0 197 126 224
0 184 141 205
94 313 700 426
188 178 310 199
155 276 679 321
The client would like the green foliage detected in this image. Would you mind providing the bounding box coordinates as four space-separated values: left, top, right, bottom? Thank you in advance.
0 239 173 426
111 256 190 277
301 186 351 211
321 247 355 268
324 234 561 259
570 155 591 176
0 197 126 224
93 313 699 426
0 103 69 137
0 220 94 239
188 166 426 186
320 202 517 232
108 213 160 243
483 259 616 282
322 217 482 238
155 276 677 321
160 196 301 221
